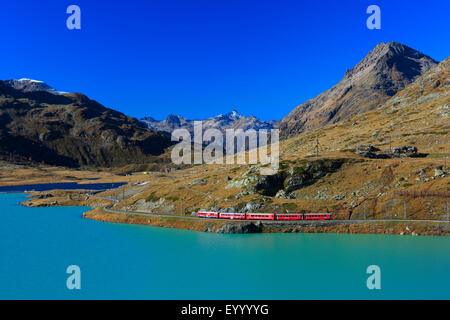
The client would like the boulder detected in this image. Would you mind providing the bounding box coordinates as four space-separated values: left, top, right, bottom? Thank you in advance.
275 190 294 199
244 201 263 212
216 222 262 234
356 145 426 159
189 179 207 185
355 145 382 158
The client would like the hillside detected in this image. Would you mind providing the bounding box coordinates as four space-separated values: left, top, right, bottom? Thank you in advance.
280 42 438 139
91 57 449 224
0 80 172 168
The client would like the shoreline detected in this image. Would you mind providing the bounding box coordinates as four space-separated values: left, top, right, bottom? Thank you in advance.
82 206 450 236
10 188 450 236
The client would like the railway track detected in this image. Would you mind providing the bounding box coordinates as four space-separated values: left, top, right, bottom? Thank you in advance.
100 205 450 224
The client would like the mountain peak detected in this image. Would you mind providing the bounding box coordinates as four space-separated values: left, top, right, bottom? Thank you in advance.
344 41 437 83
141 109 279 134
164 114 183 127
226 109 242 118
280 42 438 139
17 78 44 83
3 78 61 94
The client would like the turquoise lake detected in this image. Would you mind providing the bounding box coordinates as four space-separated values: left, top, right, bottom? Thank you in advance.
0 193 449 299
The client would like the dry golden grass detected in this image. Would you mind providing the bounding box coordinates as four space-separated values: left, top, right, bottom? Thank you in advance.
105 60 449 220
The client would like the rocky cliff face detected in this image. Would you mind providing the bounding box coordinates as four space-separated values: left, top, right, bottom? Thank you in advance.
0 81 172 167
279 42 438 139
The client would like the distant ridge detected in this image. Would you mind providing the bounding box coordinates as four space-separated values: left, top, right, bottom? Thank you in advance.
141 109 280 135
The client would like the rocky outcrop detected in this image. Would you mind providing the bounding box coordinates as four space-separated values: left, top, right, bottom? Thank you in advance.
216 222 262 234
189 179 208 185
251 174 285 196
389 146 425 158
229 159 352 197
356 145 427 159
284 159 347 192
355 145 385 158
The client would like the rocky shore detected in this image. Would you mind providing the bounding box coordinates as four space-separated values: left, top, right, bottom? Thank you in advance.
83 208 450 236
19 189 450 236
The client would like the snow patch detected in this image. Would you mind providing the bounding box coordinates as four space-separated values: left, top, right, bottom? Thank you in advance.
17 78 44 83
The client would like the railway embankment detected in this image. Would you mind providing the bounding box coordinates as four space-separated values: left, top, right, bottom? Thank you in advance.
20 190 450 236
83 207 450 236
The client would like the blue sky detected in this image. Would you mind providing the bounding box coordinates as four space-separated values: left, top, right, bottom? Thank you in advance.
0 0 449 121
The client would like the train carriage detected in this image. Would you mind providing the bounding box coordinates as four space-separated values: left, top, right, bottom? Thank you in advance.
246 213 275 220
219 212 246 220
303 213 332 220
197 211 219 218
276 213 303 220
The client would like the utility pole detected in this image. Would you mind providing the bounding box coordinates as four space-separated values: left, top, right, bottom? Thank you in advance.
404 200 406 219
122 186 126 212
389 135 392 153
314 136 320 158
447 202 449 221
363 203 366 220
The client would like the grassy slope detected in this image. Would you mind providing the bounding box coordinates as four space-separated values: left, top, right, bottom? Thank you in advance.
102 58 449 220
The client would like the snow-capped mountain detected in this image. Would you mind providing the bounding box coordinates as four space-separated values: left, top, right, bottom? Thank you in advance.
141 110 280 135
2 79 64 94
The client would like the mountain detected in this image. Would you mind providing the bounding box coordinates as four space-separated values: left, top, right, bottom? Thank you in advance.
0 80 172 167
141 110 280 135
283 56 449 157
3 78 61 94
279 41 438 139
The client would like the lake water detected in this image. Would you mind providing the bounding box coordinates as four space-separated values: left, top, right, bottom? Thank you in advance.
0 182 126 193
0 193 449 300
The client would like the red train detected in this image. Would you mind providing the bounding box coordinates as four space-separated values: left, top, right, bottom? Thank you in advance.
197 211 332 221
197 211 219 218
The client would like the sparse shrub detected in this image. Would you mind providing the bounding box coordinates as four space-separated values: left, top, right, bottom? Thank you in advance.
402 183 413 188
145 192 160 202
282 202 298 212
